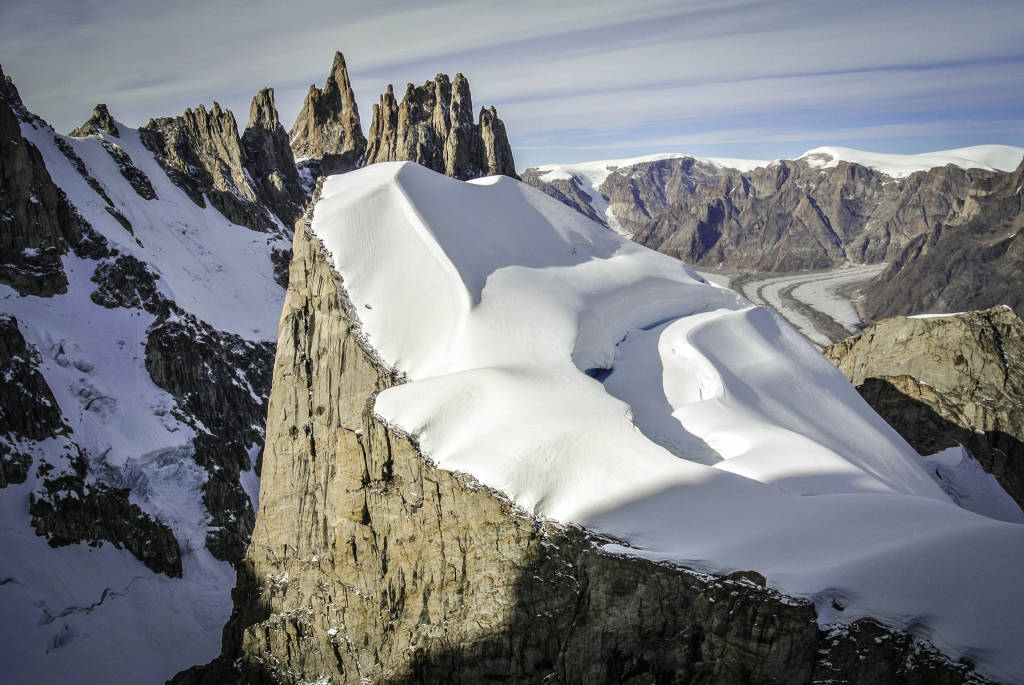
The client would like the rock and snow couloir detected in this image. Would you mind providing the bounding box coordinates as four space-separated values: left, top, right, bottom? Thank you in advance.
295 161 1024 682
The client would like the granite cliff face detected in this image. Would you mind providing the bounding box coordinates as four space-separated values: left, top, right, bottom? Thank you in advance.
0 65 91 296
365 73 518 181
241 88 307 228
140 100 289 233
825 307 1024 511
175 210 983 685
288 52 366 176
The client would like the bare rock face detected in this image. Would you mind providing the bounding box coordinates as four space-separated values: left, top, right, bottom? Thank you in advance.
174 212 982 685
241 88 306 227
69 103 119 138
860 156 1024 319
0 314 64 487
629 159 987 272
0 65 89 296
140 102 276 232
365 73 519 181
288 51 366 175
825 306 1024 509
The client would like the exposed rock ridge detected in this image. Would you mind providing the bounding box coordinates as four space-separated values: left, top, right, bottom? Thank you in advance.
628 157 986 272
825 306 1024 510
242 87 307 227
288 51 366 175
140 102 278 232
0 314 65 487
174 213 983 684
860 155 1024 319
70 103 120 138
0 64 90 296
87 252 274 564
365 72 519 180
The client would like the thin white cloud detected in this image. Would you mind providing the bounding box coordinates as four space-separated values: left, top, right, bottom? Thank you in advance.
1 0 1022 165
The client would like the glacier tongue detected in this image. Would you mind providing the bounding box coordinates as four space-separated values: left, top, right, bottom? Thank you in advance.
310 161 1024 683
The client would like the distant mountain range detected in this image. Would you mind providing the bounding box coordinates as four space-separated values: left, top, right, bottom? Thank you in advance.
523 145 1024 321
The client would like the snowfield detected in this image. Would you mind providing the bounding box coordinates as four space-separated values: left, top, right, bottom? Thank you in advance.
1 114 286 683
800 144 1024 178
312 162 1024 683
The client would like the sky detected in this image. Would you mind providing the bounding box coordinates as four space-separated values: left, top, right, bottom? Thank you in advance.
2 0 1023 170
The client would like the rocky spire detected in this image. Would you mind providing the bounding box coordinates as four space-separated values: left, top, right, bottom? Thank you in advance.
139 102 276 232
364 72 518 181
1 64 27 118
70 103 120 138
0 65 87 296
288 51 366 173
241 87 306 227
479 105 517 178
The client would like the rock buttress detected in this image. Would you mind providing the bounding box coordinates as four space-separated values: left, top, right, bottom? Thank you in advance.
365 73 518 181
174 208 983 684
825 306 1024 510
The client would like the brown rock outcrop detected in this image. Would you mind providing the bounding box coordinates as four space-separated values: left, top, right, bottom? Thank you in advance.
242 87 306 227
0 65 93 296
825 306 1024 509
365 73 519 180
860 156 1024 319
70 103 120 138
288 51 366 175
140 102 276 232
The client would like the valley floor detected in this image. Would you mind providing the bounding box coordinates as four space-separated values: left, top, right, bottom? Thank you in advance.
704 264 889 346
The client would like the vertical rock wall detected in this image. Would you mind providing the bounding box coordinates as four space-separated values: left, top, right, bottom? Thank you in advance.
176 214 982 684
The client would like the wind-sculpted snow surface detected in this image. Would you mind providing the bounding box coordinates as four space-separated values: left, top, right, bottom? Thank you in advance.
311 162 1024 682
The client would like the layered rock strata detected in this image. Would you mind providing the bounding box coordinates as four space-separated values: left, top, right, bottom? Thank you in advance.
364 73 519 180
825 306 1024 510
288 51 366 176
176 214 982 684
629 158 986 272
860 157 1024 319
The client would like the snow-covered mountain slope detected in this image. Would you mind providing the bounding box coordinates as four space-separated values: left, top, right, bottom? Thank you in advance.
1 75 289 682
799 144 1024 178
310 162 1024 683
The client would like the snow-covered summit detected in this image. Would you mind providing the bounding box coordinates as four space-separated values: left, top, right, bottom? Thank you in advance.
311 161 1024 683
799 144 1024 178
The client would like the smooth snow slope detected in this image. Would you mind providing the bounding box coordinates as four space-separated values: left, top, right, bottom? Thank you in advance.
800 144 1024 178
311 162 1024 683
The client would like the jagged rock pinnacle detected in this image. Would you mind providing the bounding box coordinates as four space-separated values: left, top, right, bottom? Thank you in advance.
241 87 306 227
364 72 518 180
288 51 366 172
70 103 120 138
246 87 279 130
